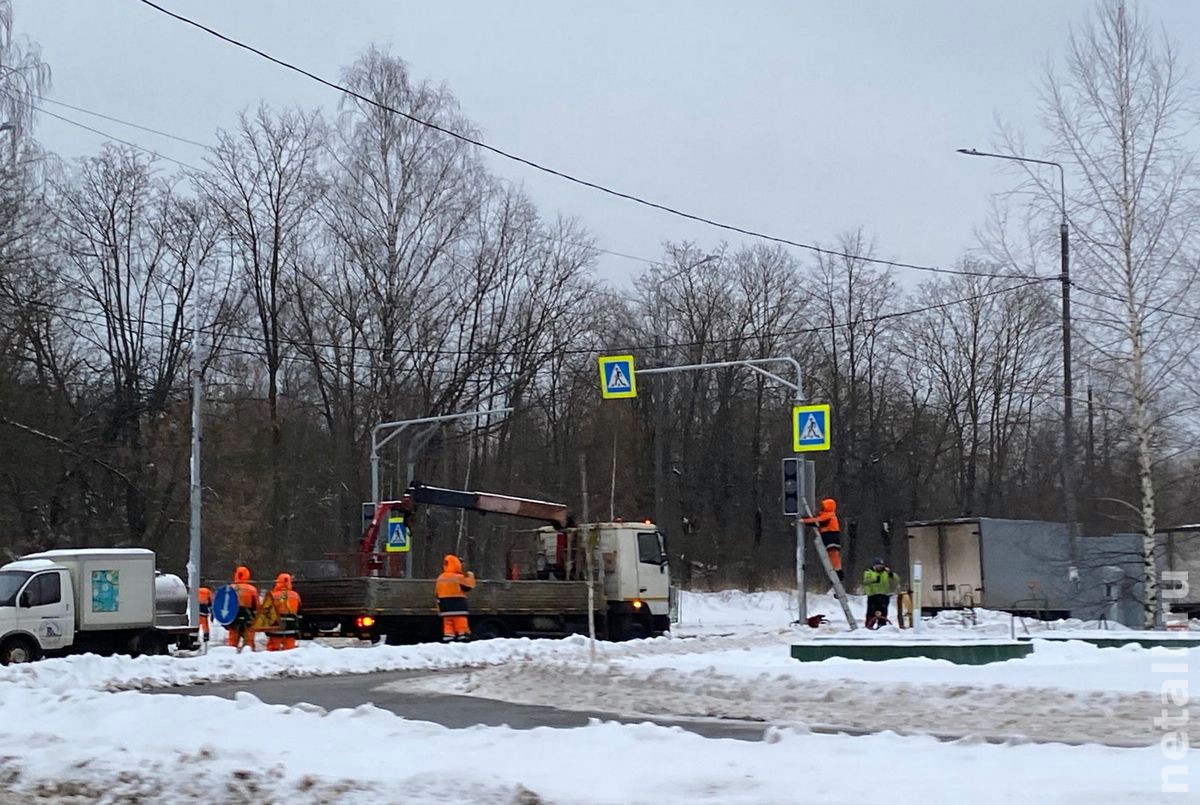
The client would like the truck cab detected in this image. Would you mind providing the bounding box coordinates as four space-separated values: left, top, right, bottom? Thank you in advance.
536 522 671 638
0 559 75 663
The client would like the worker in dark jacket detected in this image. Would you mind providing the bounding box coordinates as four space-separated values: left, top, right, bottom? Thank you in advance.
436 554 476 642
863 558 898 629
802 498 844 581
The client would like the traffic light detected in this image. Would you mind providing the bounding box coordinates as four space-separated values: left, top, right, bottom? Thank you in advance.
782 458 800 516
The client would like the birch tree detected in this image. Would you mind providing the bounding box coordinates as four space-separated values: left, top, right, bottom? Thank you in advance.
1038 0 1200 626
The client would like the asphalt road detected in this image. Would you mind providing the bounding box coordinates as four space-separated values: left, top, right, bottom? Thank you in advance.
165 670 774 741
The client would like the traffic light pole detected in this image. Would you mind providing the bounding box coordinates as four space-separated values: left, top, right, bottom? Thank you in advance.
638 356 811 623
370 407 512 576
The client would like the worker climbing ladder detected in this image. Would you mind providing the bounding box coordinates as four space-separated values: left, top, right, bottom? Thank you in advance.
800 496 858 630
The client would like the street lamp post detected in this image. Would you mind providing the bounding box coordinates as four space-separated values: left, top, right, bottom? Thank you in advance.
957 148 1079 576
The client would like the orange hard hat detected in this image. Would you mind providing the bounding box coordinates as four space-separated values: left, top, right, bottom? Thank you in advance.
234 566 251 583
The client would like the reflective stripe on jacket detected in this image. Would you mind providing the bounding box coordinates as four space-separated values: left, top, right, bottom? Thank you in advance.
436 555 475 616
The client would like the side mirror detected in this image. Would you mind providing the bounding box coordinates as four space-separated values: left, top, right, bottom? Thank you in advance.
19 591 32 608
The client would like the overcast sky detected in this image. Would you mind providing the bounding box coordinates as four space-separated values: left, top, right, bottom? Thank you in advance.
12 1 1200 288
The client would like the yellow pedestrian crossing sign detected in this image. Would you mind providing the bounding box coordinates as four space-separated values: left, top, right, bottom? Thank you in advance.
599 355 637 399
386 513 410 552
793 404 831 452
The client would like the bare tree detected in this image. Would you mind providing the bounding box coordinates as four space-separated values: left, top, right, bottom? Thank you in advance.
197 105 325 557
1037 0 1200 626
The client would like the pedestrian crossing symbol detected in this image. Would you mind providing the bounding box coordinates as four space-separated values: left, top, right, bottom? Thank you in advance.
598 354 637 399
793 404 831 452
386 514 410 553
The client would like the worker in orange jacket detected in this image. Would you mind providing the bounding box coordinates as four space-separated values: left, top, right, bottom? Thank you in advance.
803 498 845 582
435 554 476 642
228 565 259 652
198 586 213 642
266 573 302 651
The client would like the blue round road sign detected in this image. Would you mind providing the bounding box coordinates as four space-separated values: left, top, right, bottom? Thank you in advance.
212 585 240 626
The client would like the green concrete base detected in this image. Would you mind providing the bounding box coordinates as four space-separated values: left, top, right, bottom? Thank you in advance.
790 641 1032 665
1016 634 1200 649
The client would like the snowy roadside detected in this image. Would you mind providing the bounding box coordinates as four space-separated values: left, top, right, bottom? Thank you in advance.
0 682 1180 804
0 590 1147 695
398 651 1170 746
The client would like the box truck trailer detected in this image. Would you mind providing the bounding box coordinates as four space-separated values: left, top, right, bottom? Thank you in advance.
906 518 1143 626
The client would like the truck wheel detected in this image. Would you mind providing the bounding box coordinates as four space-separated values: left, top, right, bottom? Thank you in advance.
129 631 167 657
621 620 649 641
0 636 40 665
472 620 507 641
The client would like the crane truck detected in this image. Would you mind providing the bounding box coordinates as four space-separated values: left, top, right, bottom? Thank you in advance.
295 481 672 643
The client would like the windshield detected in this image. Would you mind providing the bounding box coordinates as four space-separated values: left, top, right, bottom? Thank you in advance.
0 570 31 607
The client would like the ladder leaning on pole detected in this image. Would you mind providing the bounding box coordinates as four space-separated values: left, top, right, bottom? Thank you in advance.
800 497 858 630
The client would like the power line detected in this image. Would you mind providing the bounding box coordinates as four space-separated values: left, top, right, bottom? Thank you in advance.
33 104 205 172
28 94 664 269
35 95 211 149
10 276 1054 362
132 0 1043 283
1074 285 1200 324
29 84 1030 281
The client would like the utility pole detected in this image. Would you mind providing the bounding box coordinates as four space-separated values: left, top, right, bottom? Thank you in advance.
1086 385 1096 503
958 148 1079 577
187 286 203 648
1059 207 1080 579
654 326 666 532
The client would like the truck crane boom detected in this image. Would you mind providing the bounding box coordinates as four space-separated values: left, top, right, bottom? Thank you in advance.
359 481 572 560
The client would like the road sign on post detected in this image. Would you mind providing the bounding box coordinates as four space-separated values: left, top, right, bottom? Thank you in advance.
781 458 800 515
598 354 637 399
386 513 410 553
792 404 831 452
212 585 239 626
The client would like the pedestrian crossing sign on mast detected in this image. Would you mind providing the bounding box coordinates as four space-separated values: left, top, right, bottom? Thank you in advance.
793 404 831 452
598 355 637 399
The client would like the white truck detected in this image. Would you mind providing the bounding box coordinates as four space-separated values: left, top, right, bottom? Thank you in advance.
297 483 673 643
0 548 196 664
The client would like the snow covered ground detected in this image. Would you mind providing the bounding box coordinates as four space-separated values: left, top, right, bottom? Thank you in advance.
0 590 1195 803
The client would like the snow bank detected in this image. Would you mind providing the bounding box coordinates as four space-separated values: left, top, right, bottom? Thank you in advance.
621 638 1200 694
0 636 612 692
0 591 1184 695
0 682 1180 804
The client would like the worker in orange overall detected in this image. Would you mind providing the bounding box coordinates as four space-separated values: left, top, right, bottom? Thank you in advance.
803 498 845 582
198 586 213 642
435 554 476 642
228 565 259 652
266 573 302 651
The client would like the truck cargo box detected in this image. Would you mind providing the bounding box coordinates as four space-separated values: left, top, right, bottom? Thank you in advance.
20 549 156 631
297 577 596 617
905 518 1143 626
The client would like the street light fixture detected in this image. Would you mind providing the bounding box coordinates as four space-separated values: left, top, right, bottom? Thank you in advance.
958 147 1079 576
